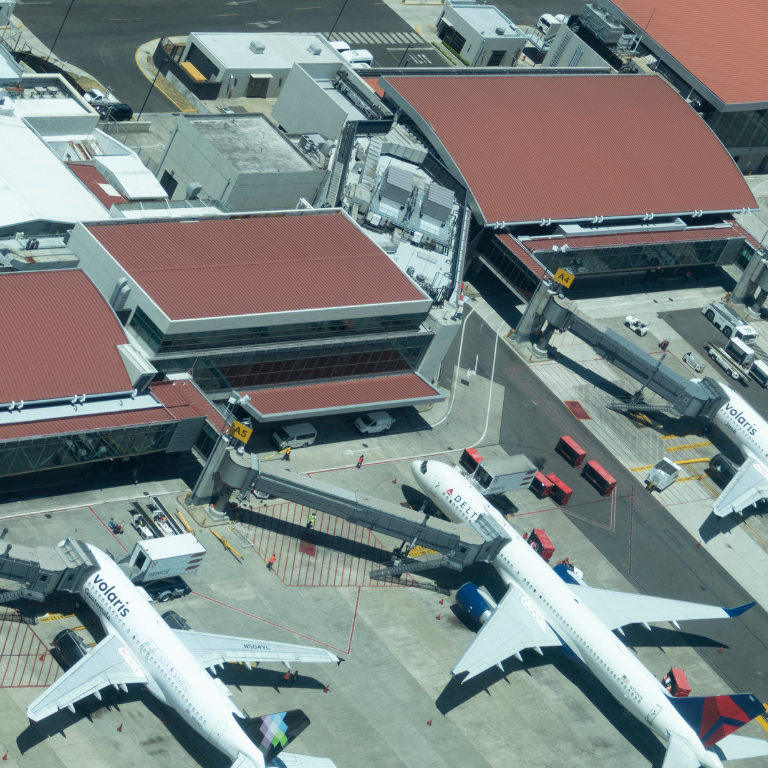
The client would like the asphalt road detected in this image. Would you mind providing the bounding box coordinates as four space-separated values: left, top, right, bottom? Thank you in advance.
440 305 768 708
660 307 768 421
13 0 446 112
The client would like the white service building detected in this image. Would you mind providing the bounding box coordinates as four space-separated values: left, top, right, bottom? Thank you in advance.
437 1 527 67
179 32 344 99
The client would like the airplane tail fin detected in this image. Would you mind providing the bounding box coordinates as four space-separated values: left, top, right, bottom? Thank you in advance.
669 693 764 749
234 709 310 764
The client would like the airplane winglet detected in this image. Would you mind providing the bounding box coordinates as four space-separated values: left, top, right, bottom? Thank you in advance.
724 601 756 618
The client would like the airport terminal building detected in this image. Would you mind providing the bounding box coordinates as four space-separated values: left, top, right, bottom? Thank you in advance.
68 209 445 422
375 72 759 298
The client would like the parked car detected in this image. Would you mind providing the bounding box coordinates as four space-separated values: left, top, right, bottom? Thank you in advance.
354 411 395 435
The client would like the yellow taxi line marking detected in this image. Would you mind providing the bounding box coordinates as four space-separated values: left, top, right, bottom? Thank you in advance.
661 435 681 440
40 612 75 622
742 522 768 552
756 715 768 734
666 442 712 452
631 465 653 472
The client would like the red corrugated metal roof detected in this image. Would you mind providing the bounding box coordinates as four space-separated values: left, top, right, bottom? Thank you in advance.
728 221 762 251
67 164 127 208
0 270 132 404
87 213 428 321
151 380 226 431
495 235 550 278
240 373 443 416
384 75 757 225
521 225 748 252
364 78 384 98
609 0 768 106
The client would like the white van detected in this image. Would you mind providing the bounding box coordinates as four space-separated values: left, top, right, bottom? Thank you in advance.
702 302 759 344
330 40 351 55
536 13 568 34
271 423 318 450
342 49 374 69
750 359 768 388
354 411 395 435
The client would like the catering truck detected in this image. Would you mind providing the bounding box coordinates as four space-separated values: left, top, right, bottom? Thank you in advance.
470 455 537 496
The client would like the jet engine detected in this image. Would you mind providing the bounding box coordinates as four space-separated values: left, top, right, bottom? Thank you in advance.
456 583 497 624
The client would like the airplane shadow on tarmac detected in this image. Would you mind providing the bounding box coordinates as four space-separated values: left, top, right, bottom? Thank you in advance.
699 504 768 543
16 666 327 766
435 648 668 766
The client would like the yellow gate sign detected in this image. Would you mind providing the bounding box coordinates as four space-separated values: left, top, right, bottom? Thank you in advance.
554 268 575 289
229 420 253 444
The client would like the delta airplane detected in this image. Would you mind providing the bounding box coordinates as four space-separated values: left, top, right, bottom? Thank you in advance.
27 540 340 768
412 459 768 768
706 382 768 517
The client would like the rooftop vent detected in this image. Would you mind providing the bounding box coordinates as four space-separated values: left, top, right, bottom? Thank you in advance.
250 39 266 54
308 42 322 55
495 26 505 35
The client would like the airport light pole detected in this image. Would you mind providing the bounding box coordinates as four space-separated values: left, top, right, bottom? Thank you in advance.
47 0 76 62
328 0 350 39
398 43 412 67
137 67 162 122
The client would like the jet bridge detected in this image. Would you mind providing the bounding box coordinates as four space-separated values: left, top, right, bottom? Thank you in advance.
215 450 511 573
0 536 98 605
540 295 728 419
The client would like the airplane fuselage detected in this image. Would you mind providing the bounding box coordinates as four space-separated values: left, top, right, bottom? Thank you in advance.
712 386 768 464
81 546 265 768
412 460 722 768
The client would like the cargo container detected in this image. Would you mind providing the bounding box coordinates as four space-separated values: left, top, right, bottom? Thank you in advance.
556 435 587 468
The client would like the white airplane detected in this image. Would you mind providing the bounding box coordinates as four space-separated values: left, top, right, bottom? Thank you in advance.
707 383 768 517
27 540 340 768
411 459 768 768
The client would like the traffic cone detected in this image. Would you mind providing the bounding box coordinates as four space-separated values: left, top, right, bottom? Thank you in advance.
436 614 441 620
38 653 45 661
392 478 397 484
696 541 701 548
2 752 7 760
718 647 722 654
439 598 444 605
323 684 330 693
117 723 123 732
427 719 433 726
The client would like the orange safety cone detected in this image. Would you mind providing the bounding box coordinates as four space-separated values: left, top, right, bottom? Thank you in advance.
392 478 397 484
436 614 441 620
439 598 444 605
696 541 701 548
117 723 123 732
2 753 7 760
427 719 433 726
323 684 330 693
718 647 723 654
39 653 46 661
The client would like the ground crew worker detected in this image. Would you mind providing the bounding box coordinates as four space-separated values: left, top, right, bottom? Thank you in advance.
267 554 277 571
290 670 299 686
357 455 364 469
306 512 316 530
284 446 291 461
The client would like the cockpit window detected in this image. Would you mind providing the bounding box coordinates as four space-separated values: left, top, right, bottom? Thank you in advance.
420 461 428 474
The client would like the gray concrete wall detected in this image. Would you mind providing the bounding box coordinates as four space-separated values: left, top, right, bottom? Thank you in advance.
225 168 326 211
156 115 236 203
272 64 347 137
418 306 460 383
542 26 612 69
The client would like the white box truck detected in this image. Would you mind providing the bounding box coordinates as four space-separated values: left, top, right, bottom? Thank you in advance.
122 534 206 602
471 455 537 496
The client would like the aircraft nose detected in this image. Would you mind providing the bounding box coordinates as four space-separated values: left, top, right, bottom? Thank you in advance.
410 460 424 481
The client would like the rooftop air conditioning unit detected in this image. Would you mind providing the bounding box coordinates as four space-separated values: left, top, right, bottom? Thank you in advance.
250 39 266 54
579 2 625 44
495 26 505 35
308 42 322 55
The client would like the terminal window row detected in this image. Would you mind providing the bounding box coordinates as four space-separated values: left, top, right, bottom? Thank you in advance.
128 306 430 355
706 108 768 151
155 334 433 392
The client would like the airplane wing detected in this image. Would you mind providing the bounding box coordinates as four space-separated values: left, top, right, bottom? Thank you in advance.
712 458 768 517
661 734 699 768
173 630 340 668
569 585 754 631
27 634 147 721
452 584 561 681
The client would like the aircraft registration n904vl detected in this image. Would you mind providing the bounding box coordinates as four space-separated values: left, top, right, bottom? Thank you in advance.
412 459 768 768
27 541 340 768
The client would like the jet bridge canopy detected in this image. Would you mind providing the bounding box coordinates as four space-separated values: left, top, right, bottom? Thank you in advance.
542 295 728 419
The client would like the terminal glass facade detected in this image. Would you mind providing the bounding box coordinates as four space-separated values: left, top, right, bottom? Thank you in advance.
532 238 735 276
706 108 768 151
0 421 179 478
129 306 430 355
154 332 434 393
480 237 541 299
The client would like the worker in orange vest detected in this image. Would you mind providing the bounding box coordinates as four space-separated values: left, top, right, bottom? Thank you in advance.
267 554 277 571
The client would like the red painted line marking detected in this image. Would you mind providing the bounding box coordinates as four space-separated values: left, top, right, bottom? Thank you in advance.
89 506 129 553
332 516 340 586
17 647 30 686
346 587 361 655
276 505 289 582
190 591 354 656
317 513 328 586
310 518 320 584
2 623 22 685
353 524 362 586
